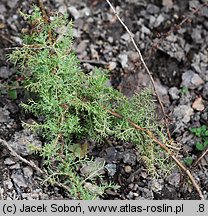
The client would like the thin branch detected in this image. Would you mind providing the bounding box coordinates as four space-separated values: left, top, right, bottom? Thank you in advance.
193 147 208 166
105 0 171 140
0 138 44 174
106 108 204 199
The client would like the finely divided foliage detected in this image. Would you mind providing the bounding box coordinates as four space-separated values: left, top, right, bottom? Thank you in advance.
9 7 173 199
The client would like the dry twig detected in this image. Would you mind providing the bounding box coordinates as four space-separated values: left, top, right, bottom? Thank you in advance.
194 147 208 166
0 138 44 174
105 0 171 140
106 108 204 199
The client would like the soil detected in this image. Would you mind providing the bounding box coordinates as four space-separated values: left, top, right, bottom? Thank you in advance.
0 0 208 200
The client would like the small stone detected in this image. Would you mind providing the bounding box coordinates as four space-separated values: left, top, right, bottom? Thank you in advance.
128 183 134 189
68 6 80 20
105 163 117 177
166 170 180 187
123 151 137 166
147 4 160 14
118 53 128 68
58 5 67 14
4 158 15 165
23 166 33 178
150 179 164 192
10 36 22 44
76 40 88 54
0 66 12 79
201 112 208 121
9 163 21 170
192 97 205 111
169 87 180 100
181 70 204 89
11 170 27 188
0 107 10 123
108 62 117 71
141 25 151 35
173 105 194 123
121 33 130 41
4 179 13 189
124 165 132 173
81 7 91 17
162 0 173 8
6 0 18 8
126 191 134 199
191 73 204 86
154 14 165 27
0 4 6 14
107 36 114 43
141 188 154 199
189 0 200 10
8 129 42 156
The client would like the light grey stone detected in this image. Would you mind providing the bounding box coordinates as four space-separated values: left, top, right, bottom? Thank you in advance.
181 70 204 89
147 4 160 14
8 129 42 156
169 87 180 100
173 104 193 123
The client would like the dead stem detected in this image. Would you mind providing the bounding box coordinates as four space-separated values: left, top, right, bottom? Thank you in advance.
0 138 44 174
106 108 204 199
105 0 172 140
193 147 208 166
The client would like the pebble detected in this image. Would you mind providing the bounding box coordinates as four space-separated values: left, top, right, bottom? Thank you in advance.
166 170 180 187
0 4 6 14
0 107 11 123
105 163 117 177
146 4 160 14
181 70 204 89
121 33 130 41
4 179 13 190
162 0 173 8
4 157 15 165
68 6 80 20
58 5 67 14
23 166 33 178
124 165 132 173
8 129 42 156
9 163 21 170
154 14 165 27
140 188 154 199
118 53 128 68
6 0 18 8
192 97 205 111
189 0 200 10
11 170 27 188
123 151 137 166
169 87 180 100
108 61 117 71
81 8 91 17
126 191 135 199
173 104 194 123
201 112 208 121
150 179 164 192
0 66 12 79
